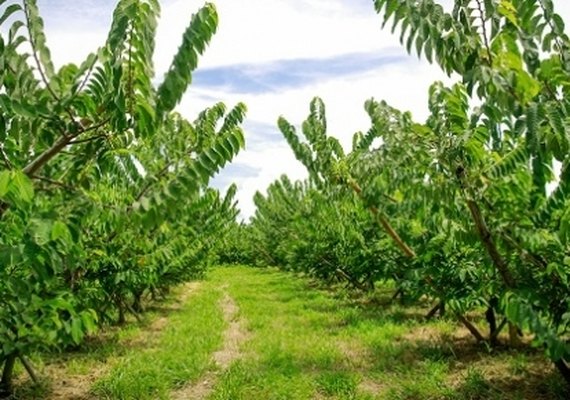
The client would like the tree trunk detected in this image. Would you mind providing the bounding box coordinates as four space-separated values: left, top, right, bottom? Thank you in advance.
19 356 38 383
457 170 525 347
465 199 516 288
390 288 403 303
373 209 417 258
0 354 17 398
554 359 570 385
133 291 145 313
347 180 416 258
490 317 507 345
486 298 498 346
117 303 126 325
508 323 522 347
426 301 445 320
456 313 485 342
335 268 368 292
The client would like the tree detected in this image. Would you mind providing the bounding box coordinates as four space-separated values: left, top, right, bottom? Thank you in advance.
0 0 245 395
246 0 570 384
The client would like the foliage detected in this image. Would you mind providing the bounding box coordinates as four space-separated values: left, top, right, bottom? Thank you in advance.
0 0 244 394
241 0 570 384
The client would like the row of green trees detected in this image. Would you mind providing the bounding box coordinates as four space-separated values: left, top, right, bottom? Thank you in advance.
222 0 570 385
0 0 244 395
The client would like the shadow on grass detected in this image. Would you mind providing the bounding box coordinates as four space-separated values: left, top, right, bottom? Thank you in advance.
255 272 570 400
262 278 437 338
210 354 368 400
448 366 569 400
12 287 197 400
370 333 570 399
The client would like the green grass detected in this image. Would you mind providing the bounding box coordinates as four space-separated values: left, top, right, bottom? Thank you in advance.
12 284 213 400
12 265 570 400
206 266 568 400
91 282 225 400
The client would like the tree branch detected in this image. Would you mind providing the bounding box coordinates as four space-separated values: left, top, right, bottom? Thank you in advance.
31 175 75 191
457 168 516 288
22 1 61 103
0 145 13 170
134 162 172 203
456 313 485 342
347 179 417 258
68 133 109 145
474 0 493 67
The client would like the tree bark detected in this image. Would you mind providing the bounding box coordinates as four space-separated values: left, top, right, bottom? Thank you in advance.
0 354 17 398
117 302 126 325
490 318 507 345
335 268 368 291
19 356 38 383
426 301 445 320
465 199 516 288
457 168 523 347
347 180 416 258
554 359 570 385
133 291 145 313
456 313 485 342
486 306 498 346
373 208 417 258
390 288 404 303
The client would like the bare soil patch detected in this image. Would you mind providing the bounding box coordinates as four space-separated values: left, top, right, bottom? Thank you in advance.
358 378 386 397
171 289 248 400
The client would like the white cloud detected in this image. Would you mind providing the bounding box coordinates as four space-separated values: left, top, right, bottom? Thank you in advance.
220 144 308 219
187 58 452 219
156 0 396 71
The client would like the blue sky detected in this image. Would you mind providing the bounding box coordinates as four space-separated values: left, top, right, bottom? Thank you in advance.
192 52 407 94
27 0 570 218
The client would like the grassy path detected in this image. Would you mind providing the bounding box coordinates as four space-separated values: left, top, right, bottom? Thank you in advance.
171 286 248 400
205 267 567 400
92 281 226 400
14 266 569 399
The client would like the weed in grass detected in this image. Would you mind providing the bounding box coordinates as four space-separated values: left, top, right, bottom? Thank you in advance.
316 371 360 396
11 377 51 400
507 354 528 376
459 367 494 398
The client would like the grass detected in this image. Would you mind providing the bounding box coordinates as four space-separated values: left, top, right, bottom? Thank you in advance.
13 280 226 400
11 265 570 399
207 266 568 400
91 282 225 399
12 301 169 399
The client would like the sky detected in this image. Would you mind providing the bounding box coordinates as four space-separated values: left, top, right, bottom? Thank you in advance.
23 1 570 218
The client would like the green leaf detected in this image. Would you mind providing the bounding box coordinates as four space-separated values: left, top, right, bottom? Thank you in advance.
156 3 218 118
30 219 53 246
0 3 22 27
70 317 83 344
0 171 10 197
51 221 72 244
10 170 34 205
498 0 519 27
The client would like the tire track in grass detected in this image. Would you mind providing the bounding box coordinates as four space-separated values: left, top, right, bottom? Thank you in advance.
171 287 248 400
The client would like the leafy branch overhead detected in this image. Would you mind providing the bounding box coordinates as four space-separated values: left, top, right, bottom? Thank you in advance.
0 0 244 395
247 0 570 385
